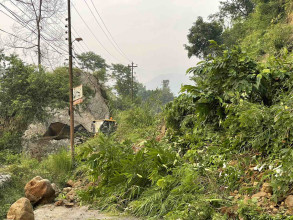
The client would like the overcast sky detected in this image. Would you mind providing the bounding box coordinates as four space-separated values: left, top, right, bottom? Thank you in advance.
0 0 221 93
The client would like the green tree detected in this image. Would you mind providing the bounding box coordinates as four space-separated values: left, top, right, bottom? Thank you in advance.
184 17 223 59
111 64 139 98
77 52 108 72
211 0 255 22
77 52 109 84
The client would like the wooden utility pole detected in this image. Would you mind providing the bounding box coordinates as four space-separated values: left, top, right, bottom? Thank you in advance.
128 62 137 102
67 0 75 166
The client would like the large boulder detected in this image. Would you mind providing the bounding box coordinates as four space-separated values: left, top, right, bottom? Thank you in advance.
22 72 110 157
24 176 56 205
7 197 34 220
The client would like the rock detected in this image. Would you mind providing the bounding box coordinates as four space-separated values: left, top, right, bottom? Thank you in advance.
66 190 76 202
261 183 273 194
66 180 74 187
24 176 56 205
7 197 34 220
63 187 72 193
252 191 269 199
51 183 60 197
0 174 11 187
54 200 64 206
285 195 293 208
64 202 74 208
73 179 83 188
22 72 110 158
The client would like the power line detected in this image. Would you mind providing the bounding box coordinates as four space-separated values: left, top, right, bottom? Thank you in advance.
89 0 132 62
10 1 69 52
83 0 129 62
71 2 120 63
0 28 37 47
0 4 67 56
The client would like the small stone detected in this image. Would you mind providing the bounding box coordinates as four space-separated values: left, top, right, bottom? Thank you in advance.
63 187 72 193
66 180 74 187
64 202 74 208
285 195 293 208
272 208 278 214
252 191 268 199
261 183 273 194
66 190 76 202
54 200 64 206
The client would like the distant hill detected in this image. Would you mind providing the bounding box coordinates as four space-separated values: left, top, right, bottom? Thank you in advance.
145 73 192 95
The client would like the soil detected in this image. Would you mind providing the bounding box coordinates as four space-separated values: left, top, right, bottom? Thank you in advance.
34 205 138 220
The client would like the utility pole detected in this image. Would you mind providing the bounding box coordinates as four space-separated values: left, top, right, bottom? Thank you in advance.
128 62 137 102
67 0 74 166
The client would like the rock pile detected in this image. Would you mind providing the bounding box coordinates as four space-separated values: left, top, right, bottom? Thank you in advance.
7 176 57 220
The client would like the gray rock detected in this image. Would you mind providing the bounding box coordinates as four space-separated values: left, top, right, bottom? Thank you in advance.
22 72 109 157
0 174 11 187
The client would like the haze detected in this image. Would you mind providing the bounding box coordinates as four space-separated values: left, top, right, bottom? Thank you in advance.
0 0 221 93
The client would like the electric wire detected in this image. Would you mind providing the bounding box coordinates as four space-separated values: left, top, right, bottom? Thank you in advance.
71 2 120 63
0 4 67 56
83 0 129 62
89 0 132 62
10 1 69 52
0 28 37 47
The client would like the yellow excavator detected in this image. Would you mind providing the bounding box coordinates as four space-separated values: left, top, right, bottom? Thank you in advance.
91 117 117 135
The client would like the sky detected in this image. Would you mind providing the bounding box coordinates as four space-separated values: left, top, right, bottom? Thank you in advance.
0 0 221 94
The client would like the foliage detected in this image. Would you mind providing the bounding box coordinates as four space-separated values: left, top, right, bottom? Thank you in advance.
211 0 255 22
184 17 223 58
77 52 108 72
187 0 293 59
110 64 139 98
0 149 73 219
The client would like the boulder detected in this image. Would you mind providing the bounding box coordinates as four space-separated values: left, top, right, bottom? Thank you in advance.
24 176 56 205
285 195 293 208
22 71 110 157
7 197 34 220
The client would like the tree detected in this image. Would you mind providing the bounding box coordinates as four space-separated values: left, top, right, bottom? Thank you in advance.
77 52 108 72
77 52 109 84
217 0 255 21
0 54 69 130
184 17 223 59
4 0 65 67
111 64 139 98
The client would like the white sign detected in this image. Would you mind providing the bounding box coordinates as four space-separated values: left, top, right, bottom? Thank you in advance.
73 85 83 101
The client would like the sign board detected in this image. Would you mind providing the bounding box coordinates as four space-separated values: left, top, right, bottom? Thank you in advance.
73 85 83 101
73 98 83 106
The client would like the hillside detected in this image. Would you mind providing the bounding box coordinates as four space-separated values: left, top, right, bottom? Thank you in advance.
1 0 293 219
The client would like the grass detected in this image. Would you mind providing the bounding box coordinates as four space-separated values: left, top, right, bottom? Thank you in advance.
0 148 73 219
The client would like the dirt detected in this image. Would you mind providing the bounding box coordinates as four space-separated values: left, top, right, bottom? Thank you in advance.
34 205 138 220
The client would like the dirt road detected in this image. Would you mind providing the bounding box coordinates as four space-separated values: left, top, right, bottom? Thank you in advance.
34 205 138 220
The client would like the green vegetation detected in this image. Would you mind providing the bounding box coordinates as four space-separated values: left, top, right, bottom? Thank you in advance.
74 46 293 219
1 1 293 219
0 148 73 218
186 0 293 59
